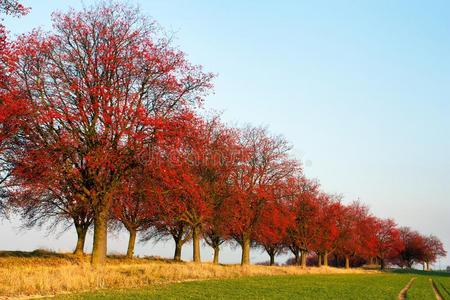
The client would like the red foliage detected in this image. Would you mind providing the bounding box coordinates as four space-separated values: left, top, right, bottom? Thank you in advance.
7 2 212 265
0 0 29 16
311 194 342 264
422 235 447 269
392 227 446 270
284 176 321 267
0 0 29 214
334 202 377 267
0 1 445 269
372 218 404 269
254 190 291 265
223 126 299 265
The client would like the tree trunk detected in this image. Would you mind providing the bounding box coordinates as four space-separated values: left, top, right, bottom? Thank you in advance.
73 223 87 256
192 225 201 263
213 245 220 264
91 204 109 266
241 235 251 266
174 238 182 262
369 257 374 265
345 256 350 269
380 258 385 270
323 250 329 267
300 250 307 268
318 254 322 267
269 252 275 266
126 228 137 259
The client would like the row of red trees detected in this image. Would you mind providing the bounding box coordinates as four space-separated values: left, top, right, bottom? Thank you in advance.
0 2 446 268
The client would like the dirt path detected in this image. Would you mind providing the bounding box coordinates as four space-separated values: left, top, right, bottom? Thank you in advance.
430 279 443 300
398 277 416 300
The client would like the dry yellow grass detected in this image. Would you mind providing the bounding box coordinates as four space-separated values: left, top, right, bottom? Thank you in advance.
0 250 377 299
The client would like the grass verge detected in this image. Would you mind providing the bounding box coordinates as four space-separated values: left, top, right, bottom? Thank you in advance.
0 250 374 298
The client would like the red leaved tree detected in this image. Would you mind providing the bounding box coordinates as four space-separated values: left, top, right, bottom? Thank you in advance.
422 235 446 271
0 0 28 215
194 118 241 264
9 2 212 266
335 202 376 268
225 126 299 265
111 163 156 258
284 176 321 268
372 218 403 270
254 191 291 266
311 193 342 267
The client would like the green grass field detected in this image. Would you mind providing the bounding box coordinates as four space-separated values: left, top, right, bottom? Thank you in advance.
407 277 436 300
434 276 450 299
51 271 450 300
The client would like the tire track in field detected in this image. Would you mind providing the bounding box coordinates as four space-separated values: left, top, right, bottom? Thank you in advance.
430 278 444 300
398 277 416 300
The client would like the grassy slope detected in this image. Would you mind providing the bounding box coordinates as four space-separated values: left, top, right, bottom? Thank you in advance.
55 274 412 300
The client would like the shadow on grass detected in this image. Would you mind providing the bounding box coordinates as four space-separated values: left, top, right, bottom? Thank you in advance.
390 268 450 277
0 249 189 265
0 249 69 259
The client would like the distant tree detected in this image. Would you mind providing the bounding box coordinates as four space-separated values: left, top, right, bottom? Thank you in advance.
140 114 210 263
139 120 195 262
335 202 376 269
393 227 427 268
198 120 240 264
225 127 299 265
372 218 403 270
311 193 342 267
111 164 155 258
285 176 320 268
254 191 291 266
422 235 446 271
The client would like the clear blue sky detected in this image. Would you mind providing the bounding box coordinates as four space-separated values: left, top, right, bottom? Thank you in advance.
2 0 449 268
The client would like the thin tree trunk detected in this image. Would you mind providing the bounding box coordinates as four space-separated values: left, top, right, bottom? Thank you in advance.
323 250 329 267
345 256 350 269
91 203 109 266
380 258 385 270
174 239 182 262
73 223 87 256
192 225 201 263
126 228 137 259
241 235 251 266
292 248 300 266
213 245 220 264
